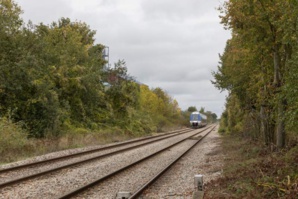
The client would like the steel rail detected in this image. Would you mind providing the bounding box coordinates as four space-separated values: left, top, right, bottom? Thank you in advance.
0 128 197 188
0 128 191 174
57 125 214 199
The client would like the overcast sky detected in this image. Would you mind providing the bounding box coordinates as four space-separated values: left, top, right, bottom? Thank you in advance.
15 0 230 117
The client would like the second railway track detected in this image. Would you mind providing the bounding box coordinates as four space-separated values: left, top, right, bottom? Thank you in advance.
0 128 193 187
0 128 192 174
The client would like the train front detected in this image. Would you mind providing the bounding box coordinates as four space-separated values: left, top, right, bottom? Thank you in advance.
190 112 201 128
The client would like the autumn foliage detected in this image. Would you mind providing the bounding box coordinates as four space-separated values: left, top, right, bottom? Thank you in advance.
213 0 298 148
209 1 298 198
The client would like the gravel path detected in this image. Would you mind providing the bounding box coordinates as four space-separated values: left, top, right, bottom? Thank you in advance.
0 128 207 199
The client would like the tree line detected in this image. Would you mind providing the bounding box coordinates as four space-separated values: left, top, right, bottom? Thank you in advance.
212 0 298 148
0 0 182 138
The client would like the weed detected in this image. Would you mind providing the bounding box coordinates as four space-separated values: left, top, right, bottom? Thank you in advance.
204 134 298 199
0 118 183 165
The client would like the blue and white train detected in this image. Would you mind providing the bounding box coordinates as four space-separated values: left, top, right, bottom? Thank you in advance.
190 112 207 128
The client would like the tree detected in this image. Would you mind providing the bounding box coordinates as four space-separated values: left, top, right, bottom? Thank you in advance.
199 107 205 114
187 106 197 112
0 1 185 137
0 6 108 136
0 0 24 115
213 0 298 147
32 18 107 134
211 113 218 123
139 85 160 116
105 60 140 121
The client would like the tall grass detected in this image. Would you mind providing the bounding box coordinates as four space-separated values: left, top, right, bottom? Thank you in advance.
0 118 31 163
0 116 185 165
0 118 129 164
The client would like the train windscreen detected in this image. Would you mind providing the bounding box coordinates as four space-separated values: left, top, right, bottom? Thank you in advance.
192 114 199 121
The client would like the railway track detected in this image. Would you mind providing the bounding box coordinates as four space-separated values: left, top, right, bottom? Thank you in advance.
0 126 214 198
0 128 191 173
58 125 216 198
0 128 194 188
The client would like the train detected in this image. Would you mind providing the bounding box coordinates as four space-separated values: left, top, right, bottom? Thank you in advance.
189 112 207 128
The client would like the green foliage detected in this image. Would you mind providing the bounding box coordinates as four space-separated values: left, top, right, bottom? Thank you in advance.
199 107 204 114
283 46 298 131
105 61 140 119
179 110 190 126
0 0 111 137
0 0 23 33
187 106 197 112
139 85 160 115
213 0 298 146
0 0 184 139
139 85 182 131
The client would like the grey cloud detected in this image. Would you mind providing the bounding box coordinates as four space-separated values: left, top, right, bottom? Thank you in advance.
17 0 73 24
141 0 218 22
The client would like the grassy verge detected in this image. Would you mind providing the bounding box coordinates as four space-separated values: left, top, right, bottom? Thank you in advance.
204 134 298 199
0 125 135 164
0 118 183 165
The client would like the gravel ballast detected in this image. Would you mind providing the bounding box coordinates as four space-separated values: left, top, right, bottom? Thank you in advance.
141 126 223 198
0 128 209 198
